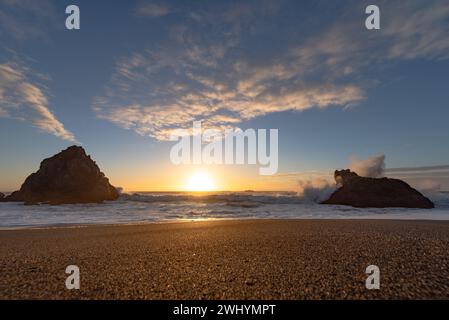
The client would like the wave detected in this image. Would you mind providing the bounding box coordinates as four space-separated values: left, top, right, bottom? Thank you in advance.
297 179 337 203
120 191 305 208
1 191 449 228
120 190 449 209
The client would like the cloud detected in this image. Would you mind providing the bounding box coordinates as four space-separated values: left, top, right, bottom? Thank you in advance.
383 1 449 60
94 0 449 141
350 154 386 178
0 63 76 142
386 165 449 174
95 51 364 140
384 165 449 193
385 165 449 191
95 3 365 140
0 0 56 40
135 2 171 17
288 0 449 78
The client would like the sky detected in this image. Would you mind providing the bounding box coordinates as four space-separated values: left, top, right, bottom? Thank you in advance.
1 0 449 192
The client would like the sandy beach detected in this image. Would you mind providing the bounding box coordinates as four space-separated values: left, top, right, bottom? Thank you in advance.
0 219 448 300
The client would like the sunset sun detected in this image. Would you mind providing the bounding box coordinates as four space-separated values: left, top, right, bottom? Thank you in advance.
185 171 216 192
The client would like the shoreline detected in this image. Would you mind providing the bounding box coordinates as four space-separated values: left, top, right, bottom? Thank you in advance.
1 219 448 299
2 215 449 231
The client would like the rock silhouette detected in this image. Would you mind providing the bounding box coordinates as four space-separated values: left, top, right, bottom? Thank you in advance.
322 169 434 209
3 146 119 205
0 192 4 200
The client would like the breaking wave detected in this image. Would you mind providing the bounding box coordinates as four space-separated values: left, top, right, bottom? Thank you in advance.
120 190 449 208
120 191 304 208
1 191 448 229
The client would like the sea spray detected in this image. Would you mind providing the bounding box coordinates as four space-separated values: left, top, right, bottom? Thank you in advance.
350 154 385 178
297 178 337 203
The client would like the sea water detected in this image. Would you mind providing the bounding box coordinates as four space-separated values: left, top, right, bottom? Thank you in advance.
0 191 448 229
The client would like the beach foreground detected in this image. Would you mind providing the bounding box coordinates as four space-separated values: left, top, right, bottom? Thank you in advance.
0 219 448 300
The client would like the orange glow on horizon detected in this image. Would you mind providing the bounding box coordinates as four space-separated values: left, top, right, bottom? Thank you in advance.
107 165 297 193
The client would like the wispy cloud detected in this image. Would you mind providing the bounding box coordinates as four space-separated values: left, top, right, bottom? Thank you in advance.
0 0 56 40
386 165 449 184
0 63 76 142
95 0 449 141
383 1 449 60
135 2 172 17
386 165 449 192
95 47 364 140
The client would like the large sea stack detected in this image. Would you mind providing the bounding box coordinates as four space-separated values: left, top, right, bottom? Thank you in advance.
3 146 119 205
322 169 434 209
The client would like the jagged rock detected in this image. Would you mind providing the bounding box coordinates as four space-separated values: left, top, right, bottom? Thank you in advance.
0 192 4 200
4 146 119 205
322 169 434 209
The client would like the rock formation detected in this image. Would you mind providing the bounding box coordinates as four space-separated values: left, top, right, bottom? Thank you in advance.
322 169 434 209
3 146 119 205
0 192 4 200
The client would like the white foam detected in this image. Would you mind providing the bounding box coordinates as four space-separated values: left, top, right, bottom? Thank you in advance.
0 191 448 229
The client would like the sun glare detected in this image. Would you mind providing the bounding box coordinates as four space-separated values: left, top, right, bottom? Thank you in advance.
185 171 216 192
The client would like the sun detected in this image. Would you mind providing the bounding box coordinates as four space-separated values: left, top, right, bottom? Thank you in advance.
185 171 216 192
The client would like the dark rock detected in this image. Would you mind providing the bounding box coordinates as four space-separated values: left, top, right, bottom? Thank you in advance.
322 169 434 209
0 192 4 200
4 146 119 205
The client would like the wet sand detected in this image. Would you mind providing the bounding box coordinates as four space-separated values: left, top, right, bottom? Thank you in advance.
0 219 448 299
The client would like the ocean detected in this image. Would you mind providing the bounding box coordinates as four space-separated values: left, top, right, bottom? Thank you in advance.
1 191 449 229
